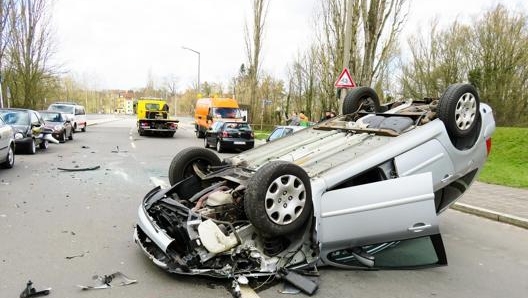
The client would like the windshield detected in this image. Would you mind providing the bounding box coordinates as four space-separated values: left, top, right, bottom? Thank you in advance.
40 112 62 122
0 111 29 125
212 108 241 118
49 104 74 114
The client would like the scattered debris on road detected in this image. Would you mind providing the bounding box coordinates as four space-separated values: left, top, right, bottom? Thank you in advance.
57 165 100 171
20 280 51 298
65 253 85 260
77 271 137 290
111 145 128 153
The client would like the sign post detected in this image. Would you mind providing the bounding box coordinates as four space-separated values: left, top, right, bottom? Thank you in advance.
335 68 356 114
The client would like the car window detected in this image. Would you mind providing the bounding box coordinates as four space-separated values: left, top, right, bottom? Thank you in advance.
30 112 40 124
75 107 81 115
326 235 446 269
268 128 285 141
212 121 224 131
284 128 294 136
213 108 240 118
0 111 28 125
41 112 61 122
49 104 74 114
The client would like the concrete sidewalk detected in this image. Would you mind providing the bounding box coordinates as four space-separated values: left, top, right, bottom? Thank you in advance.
453 181 528 229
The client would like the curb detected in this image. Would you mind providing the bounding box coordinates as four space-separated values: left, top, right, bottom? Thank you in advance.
451 202 528 229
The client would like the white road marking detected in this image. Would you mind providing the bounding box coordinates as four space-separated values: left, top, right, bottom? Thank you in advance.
131 142 136 149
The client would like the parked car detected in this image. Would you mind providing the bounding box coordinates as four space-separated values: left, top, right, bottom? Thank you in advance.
47 102 87 132
266 125 305 142
39 110 73 143
0 108 50 154
0 114 15 168
134 84 495 291
203 121 255 152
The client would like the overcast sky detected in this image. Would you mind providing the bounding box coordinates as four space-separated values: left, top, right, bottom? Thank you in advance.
51 0 528 91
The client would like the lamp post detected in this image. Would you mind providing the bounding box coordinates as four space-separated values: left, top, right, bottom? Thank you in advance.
182 46 201 92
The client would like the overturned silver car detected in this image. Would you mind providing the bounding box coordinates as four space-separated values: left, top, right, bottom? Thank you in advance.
134 84 495 289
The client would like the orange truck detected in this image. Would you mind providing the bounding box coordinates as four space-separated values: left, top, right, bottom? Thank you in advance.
194 97 245 138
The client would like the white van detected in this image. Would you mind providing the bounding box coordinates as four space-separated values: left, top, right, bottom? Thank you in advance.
48 102 87 132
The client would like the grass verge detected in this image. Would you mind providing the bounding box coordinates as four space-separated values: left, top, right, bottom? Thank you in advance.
479 127 528 189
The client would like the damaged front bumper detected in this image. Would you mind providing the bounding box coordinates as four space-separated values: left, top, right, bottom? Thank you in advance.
134 184 314 278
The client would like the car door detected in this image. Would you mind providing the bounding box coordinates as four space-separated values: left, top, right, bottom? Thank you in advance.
319 172 446 269
0 117 9 156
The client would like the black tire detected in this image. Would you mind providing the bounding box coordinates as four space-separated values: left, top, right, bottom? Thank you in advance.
138 129 145 136
342 86 381 114
1 144 14 168
168 147 222 186
81 125 86 132
438 83 480 139
27 139 36 154
244 161 313 236
39 139 49 150
196 127 205 138
216 140 223 153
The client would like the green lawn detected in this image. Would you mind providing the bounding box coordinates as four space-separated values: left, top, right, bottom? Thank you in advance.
479 127 528 189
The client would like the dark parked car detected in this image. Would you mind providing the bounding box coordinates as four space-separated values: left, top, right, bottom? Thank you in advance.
0 115 15 168
204 121 254 152
0 108 49 154
39 110 73 143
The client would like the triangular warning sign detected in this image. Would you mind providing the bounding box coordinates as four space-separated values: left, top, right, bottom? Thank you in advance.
334 68 356 88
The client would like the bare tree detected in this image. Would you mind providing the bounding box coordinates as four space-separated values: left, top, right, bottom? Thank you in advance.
6 0 56 108
244 0 268 122
0 0 15 107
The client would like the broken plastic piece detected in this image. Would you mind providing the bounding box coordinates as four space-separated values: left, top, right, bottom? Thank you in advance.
77 272 137 290
198 219 238 253
20 280 51 298
278 268 318 295
206 191 233 206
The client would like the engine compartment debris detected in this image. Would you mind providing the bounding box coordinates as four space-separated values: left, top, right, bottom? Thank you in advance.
77 271 137 290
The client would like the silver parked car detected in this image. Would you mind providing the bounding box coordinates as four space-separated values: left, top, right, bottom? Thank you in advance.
0 114 15 168
134 84 495 292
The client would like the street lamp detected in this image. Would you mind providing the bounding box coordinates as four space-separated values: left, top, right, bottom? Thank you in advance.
182 46 201 92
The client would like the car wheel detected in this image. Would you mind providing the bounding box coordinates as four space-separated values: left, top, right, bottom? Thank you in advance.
81 126 86 132
73 123 77 133
60 131 67 143
196 128 205 138
68 129 74 140
1 144 15 168
204 137 209 148
27 139 37 154
342 86 381 114
438 83 480 139
39 139 49 150
244 160 313 237
168 147 222 186
216 140 223 153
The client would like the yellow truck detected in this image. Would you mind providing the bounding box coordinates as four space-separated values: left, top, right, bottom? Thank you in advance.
136 98 179 137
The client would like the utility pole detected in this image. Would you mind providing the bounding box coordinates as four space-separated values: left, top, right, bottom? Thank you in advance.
339 0 355 114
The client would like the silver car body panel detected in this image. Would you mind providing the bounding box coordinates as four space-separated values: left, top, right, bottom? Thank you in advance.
318 172 437 254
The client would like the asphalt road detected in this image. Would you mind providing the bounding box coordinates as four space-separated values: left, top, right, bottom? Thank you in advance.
0 116 527 298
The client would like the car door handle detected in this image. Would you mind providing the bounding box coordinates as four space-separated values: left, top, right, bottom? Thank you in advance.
408 223 432 233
